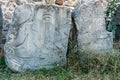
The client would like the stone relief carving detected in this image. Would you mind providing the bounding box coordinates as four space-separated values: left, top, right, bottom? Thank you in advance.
3 0 114 72
4 4 71 72
73 1 113 53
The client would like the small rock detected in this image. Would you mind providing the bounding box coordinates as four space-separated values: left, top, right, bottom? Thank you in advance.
65 0 73 7
55 0 63 5
4 19 9 25
4 4 72 72
45 0 55 4
9 7 14 11
15 0 27 5
4 12 12 19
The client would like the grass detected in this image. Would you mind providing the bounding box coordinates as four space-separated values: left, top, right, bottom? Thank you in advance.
0 43 120 80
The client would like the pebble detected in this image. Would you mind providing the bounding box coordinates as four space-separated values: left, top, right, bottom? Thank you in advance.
55 0 64 5
4 12 12 19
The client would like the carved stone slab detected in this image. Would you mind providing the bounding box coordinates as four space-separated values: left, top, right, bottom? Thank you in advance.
73 1 113 53
4 4 71 72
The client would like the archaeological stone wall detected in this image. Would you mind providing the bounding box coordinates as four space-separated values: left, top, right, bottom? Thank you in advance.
0 0 107 38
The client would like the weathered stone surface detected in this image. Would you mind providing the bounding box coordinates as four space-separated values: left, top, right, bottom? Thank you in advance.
45 0 55 4
64 0 81 7
4 4 71 72
0 6 3 46
81 0 108 11
73 1 113 53
4 12 12 19
55 0 64 5
0 0 17 38
0 6 2 28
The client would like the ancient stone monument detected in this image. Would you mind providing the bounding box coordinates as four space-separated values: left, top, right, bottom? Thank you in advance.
4 4 72 72
73 1 113 53
3 0 113 72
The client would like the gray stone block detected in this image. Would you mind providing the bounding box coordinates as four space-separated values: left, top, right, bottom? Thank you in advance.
4 4 72 72
73 1 113 53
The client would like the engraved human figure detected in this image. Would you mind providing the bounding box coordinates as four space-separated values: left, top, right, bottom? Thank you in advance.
4 4 71 72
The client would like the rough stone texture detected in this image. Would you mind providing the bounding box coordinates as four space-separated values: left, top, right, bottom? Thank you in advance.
64 0 81 7
4 4 71 72
0 0 17 37
0 0 106 38
73 1 113 53
0 0 45 37
4 12 13 19
45 0 55 4
0 0 75 38
0 6 2 28
81 0 108 11
55 0 64 5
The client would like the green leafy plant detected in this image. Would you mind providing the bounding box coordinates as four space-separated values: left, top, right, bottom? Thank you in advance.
105 0 120 38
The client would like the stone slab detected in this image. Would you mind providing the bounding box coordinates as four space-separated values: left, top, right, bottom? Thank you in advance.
4 4 72 72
